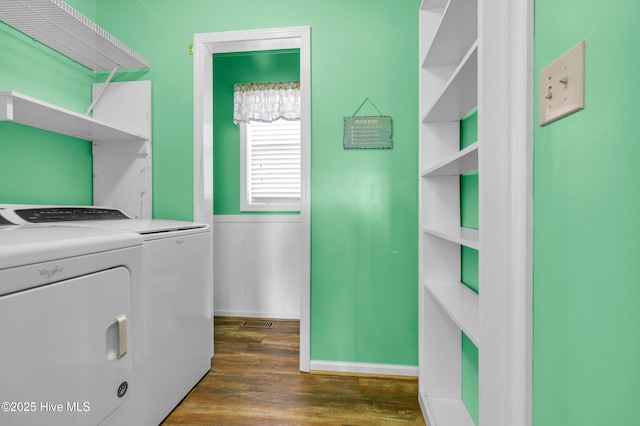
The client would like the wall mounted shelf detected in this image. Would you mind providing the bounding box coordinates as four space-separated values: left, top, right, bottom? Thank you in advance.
0 0 149 71
0 91 148 142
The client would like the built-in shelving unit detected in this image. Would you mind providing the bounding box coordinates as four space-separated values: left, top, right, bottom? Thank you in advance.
0 91 148 142
0 0 149 71
420 1 532 425
418 0 479 425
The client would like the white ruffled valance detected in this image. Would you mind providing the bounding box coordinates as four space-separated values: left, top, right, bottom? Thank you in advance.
233 81 300 124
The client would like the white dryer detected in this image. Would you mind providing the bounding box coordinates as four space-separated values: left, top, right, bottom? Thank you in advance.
0 213 144 426
3 206 214 426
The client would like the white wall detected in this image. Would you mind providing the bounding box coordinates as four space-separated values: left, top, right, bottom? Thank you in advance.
213 215 301 319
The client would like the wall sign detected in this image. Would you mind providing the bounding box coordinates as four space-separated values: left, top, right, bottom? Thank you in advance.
343 116 393 149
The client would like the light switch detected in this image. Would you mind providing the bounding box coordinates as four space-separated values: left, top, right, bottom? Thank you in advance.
539 40 585 126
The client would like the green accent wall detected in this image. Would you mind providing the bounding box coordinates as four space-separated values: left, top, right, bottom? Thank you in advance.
460 109 479 423
534 1 640 425
0 123 92 205
462 332 479 424
96 0 420 366
213 50 300 215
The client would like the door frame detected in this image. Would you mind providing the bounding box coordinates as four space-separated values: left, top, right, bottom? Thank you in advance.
192 26 311 372
479 0 533 424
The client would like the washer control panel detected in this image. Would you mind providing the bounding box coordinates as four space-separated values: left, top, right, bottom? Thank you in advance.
15 207 130 223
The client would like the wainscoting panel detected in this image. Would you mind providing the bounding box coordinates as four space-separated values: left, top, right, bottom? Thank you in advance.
214 215 301 319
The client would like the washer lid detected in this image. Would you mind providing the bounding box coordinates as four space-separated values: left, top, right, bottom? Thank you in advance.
0 225 141 270
81 219 209 235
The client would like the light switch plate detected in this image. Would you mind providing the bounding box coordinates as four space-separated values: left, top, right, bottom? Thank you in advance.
539 40 585 126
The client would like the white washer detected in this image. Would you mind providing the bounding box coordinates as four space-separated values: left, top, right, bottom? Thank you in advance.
4 205 214 426
0 212 144 426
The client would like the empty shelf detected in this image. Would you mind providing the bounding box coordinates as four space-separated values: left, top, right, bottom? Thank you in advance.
423 226 479 250
424 280 480 345
0 0 149 71
420 394 476 426
422 141 478 176
0 91 148 142
421 0 449 10
422 0 477 68
422 41 477 123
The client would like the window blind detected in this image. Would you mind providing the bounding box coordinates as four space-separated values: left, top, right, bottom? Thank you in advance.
246 119 301 206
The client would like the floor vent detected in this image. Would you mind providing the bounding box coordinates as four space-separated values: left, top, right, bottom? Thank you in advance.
241 320 275 329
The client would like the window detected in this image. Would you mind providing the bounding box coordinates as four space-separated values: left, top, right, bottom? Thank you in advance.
240 119 301 211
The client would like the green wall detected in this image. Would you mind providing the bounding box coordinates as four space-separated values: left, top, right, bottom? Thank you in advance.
213 50 300 215
534 1 640 424
460 109 479 423
96 0 420 366
0 0 97 206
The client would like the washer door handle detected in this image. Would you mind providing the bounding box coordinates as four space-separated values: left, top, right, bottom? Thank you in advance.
116 315 127 359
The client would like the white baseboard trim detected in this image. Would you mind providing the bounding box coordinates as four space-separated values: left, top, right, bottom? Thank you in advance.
309 360 419 377
214 310 300 320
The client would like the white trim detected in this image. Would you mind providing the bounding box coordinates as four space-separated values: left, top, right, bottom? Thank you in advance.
213 214 300 224
478 0 533 425
215 310 300 320
310 360 419 377
193 26 311 372
240 121 249 211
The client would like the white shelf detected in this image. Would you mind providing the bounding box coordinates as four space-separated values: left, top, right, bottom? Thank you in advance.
419 394 476 426
0 91 148 142
422 141 478 177
423 226 479 250
421 0 449 10
422 41 478 123
422 0 478 68
0 0 148 71
424 280 479 345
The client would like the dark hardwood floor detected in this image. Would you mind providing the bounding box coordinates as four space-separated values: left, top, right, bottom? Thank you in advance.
162 316 425 425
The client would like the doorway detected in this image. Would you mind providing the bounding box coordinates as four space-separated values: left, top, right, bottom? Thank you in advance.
193 27 311 372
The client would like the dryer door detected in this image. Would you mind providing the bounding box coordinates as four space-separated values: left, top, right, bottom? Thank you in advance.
0 267 133 426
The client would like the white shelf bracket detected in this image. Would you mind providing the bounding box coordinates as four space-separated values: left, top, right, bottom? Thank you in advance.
85 66 119 116
0 94 13 121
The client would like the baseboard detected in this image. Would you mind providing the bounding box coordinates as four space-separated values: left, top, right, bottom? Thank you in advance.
309 360 419 377
214 310 300 320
